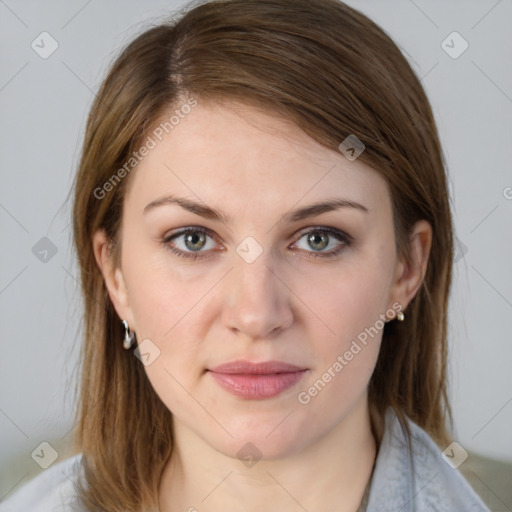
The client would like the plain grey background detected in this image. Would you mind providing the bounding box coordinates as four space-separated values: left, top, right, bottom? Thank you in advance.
1 0 511 504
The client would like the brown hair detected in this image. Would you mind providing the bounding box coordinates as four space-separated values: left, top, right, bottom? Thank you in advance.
71 0 454 510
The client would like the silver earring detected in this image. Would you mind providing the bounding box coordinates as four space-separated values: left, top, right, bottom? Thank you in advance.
122 320 136 350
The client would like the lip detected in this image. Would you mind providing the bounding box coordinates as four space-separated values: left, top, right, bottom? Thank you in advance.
209 360 306 374
207 360 308 399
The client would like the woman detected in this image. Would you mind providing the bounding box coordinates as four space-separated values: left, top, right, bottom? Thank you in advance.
0 0 490 510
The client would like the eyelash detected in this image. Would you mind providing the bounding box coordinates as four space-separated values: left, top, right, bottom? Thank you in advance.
162 226 352 261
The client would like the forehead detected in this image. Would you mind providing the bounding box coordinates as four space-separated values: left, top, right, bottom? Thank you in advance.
125 101 390 217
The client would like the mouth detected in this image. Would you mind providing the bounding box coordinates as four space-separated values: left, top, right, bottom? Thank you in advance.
207 360 308 400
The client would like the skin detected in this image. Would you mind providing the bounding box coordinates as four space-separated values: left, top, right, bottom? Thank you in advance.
94 100 431 512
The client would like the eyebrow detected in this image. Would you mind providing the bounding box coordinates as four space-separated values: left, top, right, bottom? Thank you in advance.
143 195 368 223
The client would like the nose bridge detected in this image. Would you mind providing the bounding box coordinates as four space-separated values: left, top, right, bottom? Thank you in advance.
221 248 293 339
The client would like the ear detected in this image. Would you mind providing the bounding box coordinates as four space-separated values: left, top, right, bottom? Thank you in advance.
388 220 432 315
92 229 136 329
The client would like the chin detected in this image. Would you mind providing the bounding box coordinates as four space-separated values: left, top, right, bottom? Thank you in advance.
215 434 306 463
206 411 315 462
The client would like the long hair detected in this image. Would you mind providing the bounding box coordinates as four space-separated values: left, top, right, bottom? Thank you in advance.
71 0 454 510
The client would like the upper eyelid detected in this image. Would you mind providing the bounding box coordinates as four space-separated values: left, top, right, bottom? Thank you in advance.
164 226 217 241
294 225 350 238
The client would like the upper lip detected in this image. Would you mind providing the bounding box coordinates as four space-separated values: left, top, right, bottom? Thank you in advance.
208 360 306 374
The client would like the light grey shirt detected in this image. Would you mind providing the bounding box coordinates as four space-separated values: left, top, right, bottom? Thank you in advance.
363 407 490 511
0 407 490 511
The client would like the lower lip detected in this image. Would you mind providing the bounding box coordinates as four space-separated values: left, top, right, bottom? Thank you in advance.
208 370 307 399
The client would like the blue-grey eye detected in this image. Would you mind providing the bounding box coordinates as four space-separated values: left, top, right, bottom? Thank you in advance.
169 230 215 252
295 230 346 252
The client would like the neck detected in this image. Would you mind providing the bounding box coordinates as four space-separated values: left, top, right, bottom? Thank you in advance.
158 397 377 512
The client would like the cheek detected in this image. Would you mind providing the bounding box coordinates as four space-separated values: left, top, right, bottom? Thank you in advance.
126 265 209 418
293 254 391 401
297 262 390 346
141 356 205 428
122 240 210 339
121 245 215 393
296 272 384 416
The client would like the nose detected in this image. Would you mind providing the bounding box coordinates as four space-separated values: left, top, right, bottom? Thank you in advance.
221 251 294 340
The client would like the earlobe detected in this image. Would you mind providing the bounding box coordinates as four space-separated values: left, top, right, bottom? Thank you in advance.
92 229 134 326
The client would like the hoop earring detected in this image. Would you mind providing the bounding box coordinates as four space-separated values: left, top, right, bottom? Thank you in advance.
122 319 136 350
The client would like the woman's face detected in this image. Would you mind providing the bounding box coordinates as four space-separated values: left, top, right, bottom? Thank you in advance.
96 100 427 460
